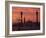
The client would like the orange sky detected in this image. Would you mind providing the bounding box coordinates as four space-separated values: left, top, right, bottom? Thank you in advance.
12 7 40 23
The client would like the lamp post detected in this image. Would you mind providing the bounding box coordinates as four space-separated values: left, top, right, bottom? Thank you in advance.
24 17 25 24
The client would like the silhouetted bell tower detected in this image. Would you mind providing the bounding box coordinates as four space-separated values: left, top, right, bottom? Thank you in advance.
36 10 38 24
21 12 23 23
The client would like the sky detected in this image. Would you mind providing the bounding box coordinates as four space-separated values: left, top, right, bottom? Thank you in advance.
12 7 40 23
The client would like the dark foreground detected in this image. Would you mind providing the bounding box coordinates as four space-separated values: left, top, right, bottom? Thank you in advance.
12 21 40 31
